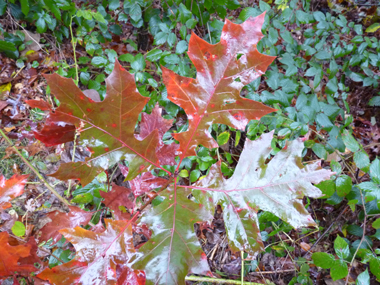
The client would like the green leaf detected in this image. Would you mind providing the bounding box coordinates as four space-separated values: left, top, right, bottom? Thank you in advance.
369 96 380 106
167 33 177 47
336 175 352 197
20 0 29 16
12 221 26 237
178 169 189 178
281 30 293 44
91 56 108 68
370 257 380 280
330 259 348 281
0 40 17 52
354 151 370 172
356 269 370 285
108 0 120 11
316 180 335 198
313 11 326 22
217 131 230 146
342 129 360 152
154 32 168 45
146 49 163 61
334 236 350 259
296 10 310 24
190 169 201 183
312 252 336 269
312 143 327 159
186 19 197 29
373 218 380 229
365 23 380 33
176 40 188 54
36 18 47 33
315 50 331 60
129 3 142 22
131 54 146 71
72 193 93 204
268 27 278 45
370 158 380 184
118 53 134 63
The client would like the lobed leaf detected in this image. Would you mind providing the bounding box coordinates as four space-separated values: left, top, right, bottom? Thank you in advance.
0 174 29 210
38 219 137 285
163 13 276 159
38 60 170 186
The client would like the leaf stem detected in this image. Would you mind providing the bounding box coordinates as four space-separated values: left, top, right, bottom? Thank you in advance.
69 15 79 84
0 129 71 207
185 275 262 285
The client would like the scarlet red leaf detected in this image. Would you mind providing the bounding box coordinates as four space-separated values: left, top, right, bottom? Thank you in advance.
40 60 169 186
137 104 178 165
163 13 276 159
34 122 76 146
0 232 38 277
0 174 29 210
38 219 136 285
25 99 52 111
100 183 134 220
38 206 93 244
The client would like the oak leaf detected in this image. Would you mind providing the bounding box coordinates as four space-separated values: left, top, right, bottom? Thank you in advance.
39 60 169 186
38 206 93 244
0 174 29 210
37 219 136 285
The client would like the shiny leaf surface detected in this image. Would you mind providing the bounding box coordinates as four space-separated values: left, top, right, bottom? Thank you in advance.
38 206 93 244
133 188 212 284
0 232 38 277
38 219 136 285
163 13 276 159
41 60 167 186
0 174 29 210
189 132 332 256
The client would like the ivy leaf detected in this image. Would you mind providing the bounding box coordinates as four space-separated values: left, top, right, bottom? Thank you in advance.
38 60 167 185
163 13 276 159
0 174 29 210
38 206 93 245
38 219 137 285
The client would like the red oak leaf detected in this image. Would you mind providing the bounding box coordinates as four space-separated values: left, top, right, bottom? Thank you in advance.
39 60 169 186
137 104 178 166
100 183 134 220
38 206 93 244
118 164 168 196
0 174 29 210
0 232 38 277
25 99 52 111
163 13 276 160
37 219 137 285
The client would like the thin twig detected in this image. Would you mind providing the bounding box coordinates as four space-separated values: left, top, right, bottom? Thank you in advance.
0 129 71 207
185 275 262 285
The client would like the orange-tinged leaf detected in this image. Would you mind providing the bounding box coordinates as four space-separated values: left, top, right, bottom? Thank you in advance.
37 219 136 285
0 174 29 210
164 13 276 159
38 206 93 245
39 60 168 186
0 232 38 277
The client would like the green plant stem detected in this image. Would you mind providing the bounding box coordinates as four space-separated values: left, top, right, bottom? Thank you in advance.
69 15 79 84
185 276 262 285
0 129 71 207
